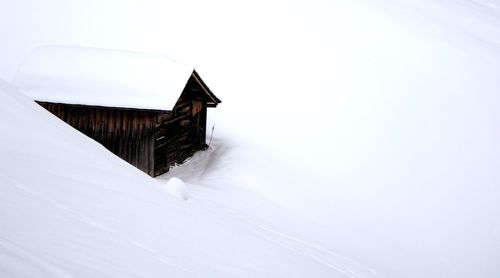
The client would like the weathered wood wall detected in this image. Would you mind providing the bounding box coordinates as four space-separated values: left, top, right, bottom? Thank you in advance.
154 111 175 176
37 74 217 177
153 75 209 176
38 102 157 176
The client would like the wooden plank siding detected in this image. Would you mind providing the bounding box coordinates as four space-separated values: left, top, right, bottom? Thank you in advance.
153 111 174 176
153 75 210 176
35 73 219 177
38 102 157 176
173 76 210 156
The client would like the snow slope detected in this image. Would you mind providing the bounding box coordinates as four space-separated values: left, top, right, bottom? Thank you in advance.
1 0 500 277
0 80 382 277
205 2 500 277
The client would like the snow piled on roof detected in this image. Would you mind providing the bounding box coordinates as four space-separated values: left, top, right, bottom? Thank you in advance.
13 46 194 110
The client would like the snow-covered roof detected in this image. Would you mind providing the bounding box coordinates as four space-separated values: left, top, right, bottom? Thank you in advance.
13 46 197 111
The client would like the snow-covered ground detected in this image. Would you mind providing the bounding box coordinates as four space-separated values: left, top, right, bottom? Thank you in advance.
1 0 500 277
0 80 382 277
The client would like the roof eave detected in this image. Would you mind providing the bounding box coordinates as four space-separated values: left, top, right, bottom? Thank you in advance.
192 70 222 105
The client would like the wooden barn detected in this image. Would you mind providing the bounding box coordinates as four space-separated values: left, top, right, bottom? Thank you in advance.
13 46 221 177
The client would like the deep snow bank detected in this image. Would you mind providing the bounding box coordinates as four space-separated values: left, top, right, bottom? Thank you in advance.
198 1 500 277
1 0 500 277
0 80 382 277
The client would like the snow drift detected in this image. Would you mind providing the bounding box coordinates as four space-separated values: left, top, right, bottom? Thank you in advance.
0 80 382 277
1 0 500 277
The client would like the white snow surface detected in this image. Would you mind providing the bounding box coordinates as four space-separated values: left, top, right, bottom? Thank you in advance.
1 0 500 277
13 46 194 110
162 177 189 201
0 80 380 277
